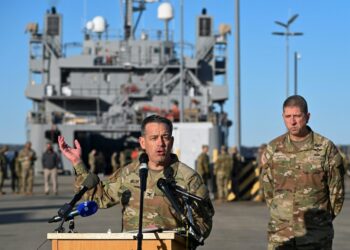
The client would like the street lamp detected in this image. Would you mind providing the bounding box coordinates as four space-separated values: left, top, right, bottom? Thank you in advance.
272 14 303 98
294 52 301 95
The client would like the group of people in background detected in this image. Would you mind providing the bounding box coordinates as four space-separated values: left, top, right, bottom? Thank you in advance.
195 143 244 203
0 142 37 195
87 147 142 175
0 141 147 196
0 141 61 196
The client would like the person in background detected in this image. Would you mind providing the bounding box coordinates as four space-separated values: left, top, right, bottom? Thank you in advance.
42 142 59 195
337 145 350 177
18 142 37 195
9 150 20 194
110 151 120 173
88 149 97 174
229 146 243 200
261 95 345 250
196 145 210 186
14 151 22 194
214 145 233 202
0 146 8 195
95 151 106 175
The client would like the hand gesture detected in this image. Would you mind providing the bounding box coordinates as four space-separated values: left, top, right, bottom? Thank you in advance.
58 135 82 165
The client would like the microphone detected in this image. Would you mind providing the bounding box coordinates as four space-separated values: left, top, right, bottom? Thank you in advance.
139 153 149 192
49 201 98 223
157 178 186 222
58 173 100 219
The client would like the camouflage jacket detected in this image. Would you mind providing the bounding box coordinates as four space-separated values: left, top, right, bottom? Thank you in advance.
214 153 233 176
196 152 210 176
18 148 36 168
73 153 214 239
261 128 345 244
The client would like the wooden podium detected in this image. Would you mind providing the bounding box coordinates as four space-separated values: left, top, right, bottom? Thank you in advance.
47 232 186 250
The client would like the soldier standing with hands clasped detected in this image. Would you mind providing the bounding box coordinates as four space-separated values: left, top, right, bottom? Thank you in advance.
58 115 214 245
214 145 233 202
196 145 210 186
261 95 345 250
18 142 37 195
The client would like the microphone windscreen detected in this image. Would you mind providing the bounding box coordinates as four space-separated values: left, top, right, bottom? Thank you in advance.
82 173 100 189
139 152 149 164
77 201 98 217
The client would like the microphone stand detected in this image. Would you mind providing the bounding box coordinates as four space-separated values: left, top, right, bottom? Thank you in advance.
137 182 146 250
54 219 66 233
137 153 149 250
175 196 204 247
158 179 204 247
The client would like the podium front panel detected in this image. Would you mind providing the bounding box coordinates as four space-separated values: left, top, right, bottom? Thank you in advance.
48 232 186 250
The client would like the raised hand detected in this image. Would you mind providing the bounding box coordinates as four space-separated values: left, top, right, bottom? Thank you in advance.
58 135 82 165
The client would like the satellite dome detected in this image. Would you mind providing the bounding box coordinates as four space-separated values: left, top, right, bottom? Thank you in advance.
86 21 94 31
92 16 106 33
157 2 174 20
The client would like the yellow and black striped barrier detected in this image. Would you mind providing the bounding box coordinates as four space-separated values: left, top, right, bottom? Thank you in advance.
227 160 263 202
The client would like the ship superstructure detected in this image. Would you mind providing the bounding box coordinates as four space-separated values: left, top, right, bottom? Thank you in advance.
25 0 231 172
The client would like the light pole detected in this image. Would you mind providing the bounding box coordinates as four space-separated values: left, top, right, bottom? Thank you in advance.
272 14 303 98
294 52 301 95
234 0 241 152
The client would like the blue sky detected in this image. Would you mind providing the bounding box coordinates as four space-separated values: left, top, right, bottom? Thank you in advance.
0 0 349 147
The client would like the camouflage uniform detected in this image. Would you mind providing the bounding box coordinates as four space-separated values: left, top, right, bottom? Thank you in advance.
110 152 120 173
73 153 214 239
214 150 233 201
196 152 210 186
88 150 97 174
261 128 345 249
18 147 37 194
119 151 126 167
338 147 350 177
0 148 7 194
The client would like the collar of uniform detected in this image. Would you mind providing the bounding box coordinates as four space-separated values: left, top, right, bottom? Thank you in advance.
166 153 180 177
281 126 315 153
129 153 180 173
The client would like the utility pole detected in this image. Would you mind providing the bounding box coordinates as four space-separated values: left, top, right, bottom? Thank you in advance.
272 14 303 98
234 0 241 152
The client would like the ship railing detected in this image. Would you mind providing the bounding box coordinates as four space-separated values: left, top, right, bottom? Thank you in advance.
68 87 120 96
173 42 195 58
62 111 99 125
27 110 102 125
85 28 175 43
52 111 102 125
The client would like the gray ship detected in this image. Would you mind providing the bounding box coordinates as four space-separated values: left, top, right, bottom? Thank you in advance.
25 0 231 173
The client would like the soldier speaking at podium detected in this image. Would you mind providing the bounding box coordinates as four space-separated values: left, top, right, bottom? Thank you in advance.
58 115 214 246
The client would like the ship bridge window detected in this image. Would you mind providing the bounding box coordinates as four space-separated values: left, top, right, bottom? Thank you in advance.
30 72 42 85
30 43 43 59
164 47 171 55
199 17 211 37
47 15 60 36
